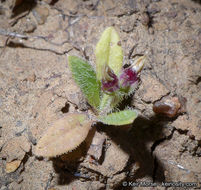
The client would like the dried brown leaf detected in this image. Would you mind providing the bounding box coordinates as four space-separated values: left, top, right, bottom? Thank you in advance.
35 113 92 157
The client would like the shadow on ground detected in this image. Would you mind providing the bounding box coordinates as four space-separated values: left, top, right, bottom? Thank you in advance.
50 111 176 188
98 115 167 190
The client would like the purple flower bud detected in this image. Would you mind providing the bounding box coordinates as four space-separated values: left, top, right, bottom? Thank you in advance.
119 68 138 88
119 56 146 89
101 66 119 93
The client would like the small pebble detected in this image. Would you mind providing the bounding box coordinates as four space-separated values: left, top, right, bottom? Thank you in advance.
141 12 150 26
6 160 21 173
27 73 36 82
153 97 181 118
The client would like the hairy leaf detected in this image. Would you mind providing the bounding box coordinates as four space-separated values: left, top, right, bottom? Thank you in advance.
95 27 123 80
99 88 128 114
99 93 122 114
35 113 92 157
68 56 100 108
99 94 113 114
99 109 138 126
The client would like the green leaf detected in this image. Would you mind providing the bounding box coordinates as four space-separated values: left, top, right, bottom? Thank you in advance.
99 93 122 114
95 27 123 80
68 56 100 108
99 109 138 126
99 89 128 114
99 94 114 113
35 113 92 157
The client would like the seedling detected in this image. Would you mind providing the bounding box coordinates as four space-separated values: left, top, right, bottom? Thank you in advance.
35 27 146 157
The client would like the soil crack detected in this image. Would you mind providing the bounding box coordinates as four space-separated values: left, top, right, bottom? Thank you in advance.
151 127 176 182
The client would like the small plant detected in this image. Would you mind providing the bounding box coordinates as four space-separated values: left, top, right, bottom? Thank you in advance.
35 27 146 157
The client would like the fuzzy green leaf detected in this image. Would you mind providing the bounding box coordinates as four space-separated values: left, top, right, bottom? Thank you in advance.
99 94 113 114
95 27 123 80
68 56 100 108
99 109 138 126
99 93 122 114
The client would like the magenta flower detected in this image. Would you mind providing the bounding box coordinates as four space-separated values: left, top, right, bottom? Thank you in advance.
101 66 119 93
101 56 145 93
119 67 138 89
119 56 146 89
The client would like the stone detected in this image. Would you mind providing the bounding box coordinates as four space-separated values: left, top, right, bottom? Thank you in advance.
153 96 181 117
87 131 105 161
0 136 30 162
6 160 21 173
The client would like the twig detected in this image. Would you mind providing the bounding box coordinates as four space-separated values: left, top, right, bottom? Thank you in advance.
6 41 73 55
0 29 71 46
0 29 29 39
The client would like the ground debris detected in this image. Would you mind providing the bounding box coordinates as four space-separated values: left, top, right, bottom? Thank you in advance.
86 131 105 162
0 136 30 162
6 160 21 173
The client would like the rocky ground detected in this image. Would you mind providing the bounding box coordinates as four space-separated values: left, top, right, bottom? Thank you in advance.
0 0 201 189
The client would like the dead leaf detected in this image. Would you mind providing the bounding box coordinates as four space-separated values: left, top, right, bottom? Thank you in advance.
35 113 92 157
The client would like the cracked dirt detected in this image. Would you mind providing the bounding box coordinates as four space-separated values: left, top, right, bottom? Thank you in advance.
0 0 201 189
